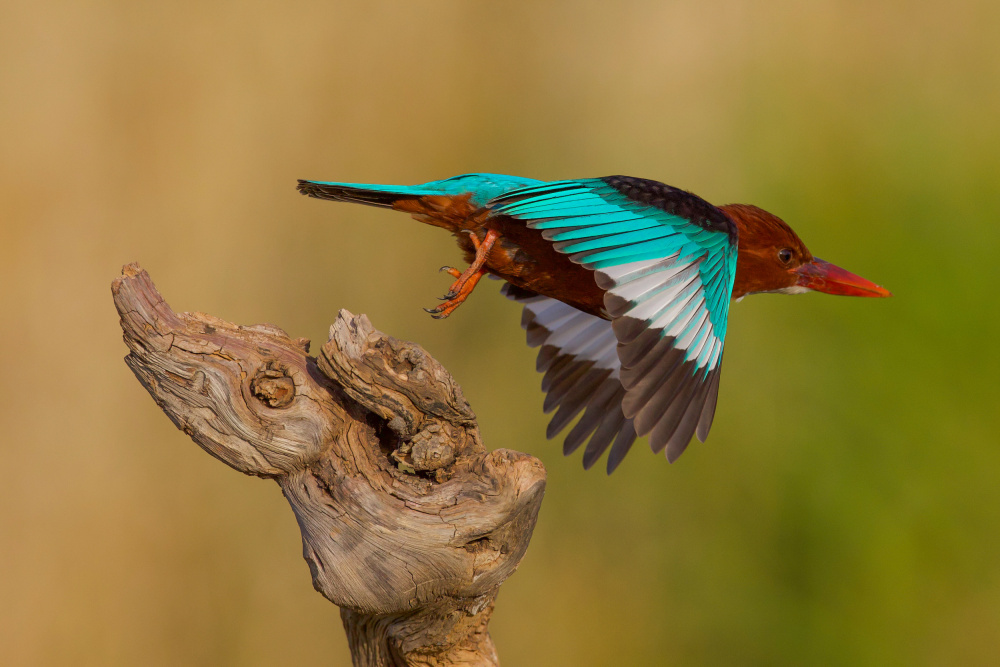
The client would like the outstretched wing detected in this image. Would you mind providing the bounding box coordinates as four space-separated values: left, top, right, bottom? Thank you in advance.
491 176 737 462
501 283 637 474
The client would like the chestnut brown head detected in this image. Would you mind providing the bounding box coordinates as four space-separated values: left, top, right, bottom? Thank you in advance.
720 204 891 300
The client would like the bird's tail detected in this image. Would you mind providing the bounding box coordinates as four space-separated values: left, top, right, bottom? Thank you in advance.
296 179 445 209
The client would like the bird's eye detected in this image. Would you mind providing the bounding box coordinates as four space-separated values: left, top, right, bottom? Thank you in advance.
778 248 794 264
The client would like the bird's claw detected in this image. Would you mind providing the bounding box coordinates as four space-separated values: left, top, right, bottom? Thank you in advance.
423 304 454 319
423 229 498 321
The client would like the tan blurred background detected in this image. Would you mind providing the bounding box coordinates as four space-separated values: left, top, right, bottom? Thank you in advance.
3 1 999 664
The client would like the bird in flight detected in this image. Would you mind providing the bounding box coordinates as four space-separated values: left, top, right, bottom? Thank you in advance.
298 173 890 473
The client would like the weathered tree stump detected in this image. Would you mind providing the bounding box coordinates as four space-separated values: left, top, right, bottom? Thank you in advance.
112 263 546 666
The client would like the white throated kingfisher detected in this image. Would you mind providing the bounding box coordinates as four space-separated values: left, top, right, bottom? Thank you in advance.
298 174 891 473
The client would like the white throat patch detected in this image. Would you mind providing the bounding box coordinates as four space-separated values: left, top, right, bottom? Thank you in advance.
772 285 811 295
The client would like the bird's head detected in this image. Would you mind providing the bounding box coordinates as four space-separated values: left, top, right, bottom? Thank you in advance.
720 204 891 300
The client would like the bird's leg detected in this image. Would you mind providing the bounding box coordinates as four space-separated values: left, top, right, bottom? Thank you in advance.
424 268 487 319
445 229 500 298
424 229 500 319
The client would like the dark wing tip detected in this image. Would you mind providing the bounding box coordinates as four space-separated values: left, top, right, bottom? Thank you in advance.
612 316 646 345
695 367 722 443
628 353 717 463
605 420 638 474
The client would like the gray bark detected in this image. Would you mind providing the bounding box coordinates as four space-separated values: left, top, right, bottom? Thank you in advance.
113 263 546 666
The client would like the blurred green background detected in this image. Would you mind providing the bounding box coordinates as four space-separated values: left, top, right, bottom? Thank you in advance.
2 1 999 664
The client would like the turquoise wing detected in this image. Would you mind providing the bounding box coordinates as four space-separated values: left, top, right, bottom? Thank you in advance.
490 176 738 462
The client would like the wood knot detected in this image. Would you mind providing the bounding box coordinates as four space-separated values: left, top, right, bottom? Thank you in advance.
409 422 456 472
250 364 295 408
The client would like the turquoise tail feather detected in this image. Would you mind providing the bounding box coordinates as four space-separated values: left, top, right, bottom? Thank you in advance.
295 180 443 208
297 173 544 209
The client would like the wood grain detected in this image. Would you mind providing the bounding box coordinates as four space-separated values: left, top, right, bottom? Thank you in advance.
113 263 546 666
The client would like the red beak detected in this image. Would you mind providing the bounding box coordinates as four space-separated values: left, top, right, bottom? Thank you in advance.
792 258 892 298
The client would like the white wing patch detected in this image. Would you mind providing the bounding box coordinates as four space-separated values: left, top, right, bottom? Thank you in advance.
520 296 620 372
597 258 725 373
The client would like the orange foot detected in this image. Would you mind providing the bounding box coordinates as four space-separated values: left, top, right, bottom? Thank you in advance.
424 267 487 319
423 229 500 319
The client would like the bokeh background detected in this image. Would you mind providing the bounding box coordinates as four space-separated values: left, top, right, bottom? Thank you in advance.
3 1 999 664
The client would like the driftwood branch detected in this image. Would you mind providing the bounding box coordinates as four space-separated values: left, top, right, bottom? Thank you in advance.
112 263 546 666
